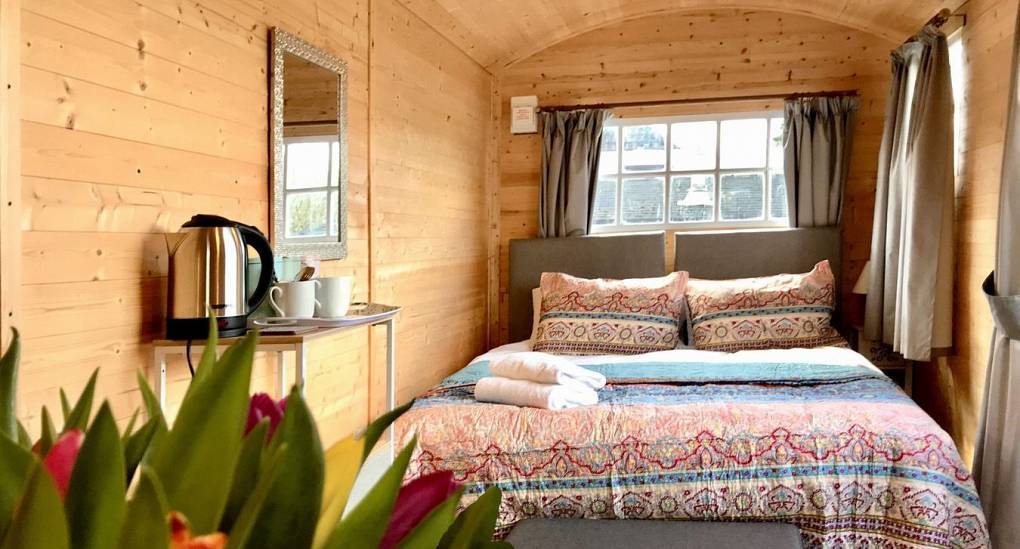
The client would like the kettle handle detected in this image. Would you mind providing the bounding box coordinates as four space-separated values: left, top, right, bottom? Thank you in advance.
237 224 274 311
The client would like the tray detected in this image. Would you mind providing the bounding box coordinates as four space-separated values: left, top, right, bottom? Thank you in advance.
250 303 401 328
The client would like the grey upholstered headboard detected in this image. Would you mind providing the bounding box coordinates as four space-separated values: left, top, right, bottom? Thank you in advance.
673 227 841 287
508 233 666 342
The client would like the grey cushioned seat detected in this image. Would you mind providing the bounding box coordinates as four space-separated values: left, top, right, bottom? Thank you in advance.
505 519 803 549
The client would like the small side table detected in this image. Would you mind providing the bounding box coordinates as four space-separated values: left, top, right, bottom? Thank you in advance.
152 312 399 415
850 325 913 395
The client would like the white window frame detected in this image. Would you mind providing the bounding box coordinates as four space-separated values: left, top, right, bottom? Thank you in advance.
591 110 789 234
281 134 340 242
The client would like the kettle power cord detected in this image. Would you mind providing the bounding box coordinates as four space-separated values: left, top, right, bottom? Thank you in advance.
185 339 195 377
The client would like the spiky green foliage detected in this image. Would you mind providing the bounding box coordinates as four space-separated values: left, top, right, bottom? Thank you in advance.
0 323 507 548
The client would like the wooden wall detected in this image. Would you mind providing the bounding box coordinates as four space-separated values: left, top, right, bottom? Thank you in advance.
369 0 492 412
8 0 492 446
918 0 1017 462
495 8 896 344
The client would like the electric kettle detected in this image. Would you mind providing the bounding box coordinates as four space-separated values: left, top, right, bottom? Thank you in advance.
165 214 274 339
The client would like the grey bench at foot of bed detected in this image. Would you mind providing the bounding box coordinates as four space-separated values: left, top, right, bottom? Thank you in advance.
505 519 803 549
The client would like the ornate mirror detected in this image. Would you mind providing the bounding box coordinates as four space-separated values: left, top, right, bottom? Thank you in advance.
270 28 348 260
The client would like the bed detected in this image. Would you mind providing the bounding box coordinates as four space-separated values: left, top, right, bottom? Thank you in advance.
394 231 988 548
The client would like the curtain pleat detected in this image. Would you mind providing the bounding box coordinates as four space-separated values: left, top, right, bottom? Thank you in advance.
538 110 611 238
783 96 860 227
863 28 955 361
974 8 1020 546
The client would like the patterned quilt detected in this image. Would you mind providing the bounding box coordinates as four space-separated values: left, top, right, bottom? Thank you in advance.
395 345 989 548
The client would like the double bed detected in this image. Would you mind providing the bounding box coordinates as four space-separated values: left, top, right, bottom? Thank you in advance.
394 231 988 548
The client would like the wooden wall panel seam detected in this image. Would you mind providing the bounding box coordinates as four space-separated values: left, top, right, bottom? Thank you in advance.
0 0 20 350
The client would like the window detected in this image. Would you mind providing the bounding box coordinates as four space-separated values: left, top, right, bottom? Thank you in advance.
281 136 342 240
593 112 788 233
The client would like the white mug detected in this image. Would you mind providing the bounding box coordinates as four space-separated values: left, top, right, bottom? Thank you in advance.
269 280 321 318
316 276 355 318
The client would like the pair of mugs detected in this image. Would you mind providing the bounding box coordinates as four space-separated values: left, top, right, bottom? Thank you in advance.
268 276 354 319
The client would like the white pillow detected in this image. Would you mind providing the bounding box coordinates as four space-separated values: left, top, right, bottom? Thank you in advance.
530 287 542 344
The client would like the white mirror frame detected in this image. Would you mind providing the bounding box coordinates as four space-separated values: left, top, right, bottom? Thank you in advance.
269 27 349 260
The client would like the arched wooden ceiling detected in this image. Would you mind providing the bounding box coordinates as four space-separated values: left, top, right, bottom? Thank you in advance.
396 0 962 71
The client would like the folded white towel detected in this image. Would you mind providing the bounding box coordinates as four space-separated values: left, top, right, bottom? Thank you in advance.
474 377 598 410
490 352 607 390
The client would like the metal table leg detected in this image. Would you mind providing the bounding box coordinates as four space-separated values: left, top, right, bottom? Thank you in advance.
385 318 396 461
156 349 167 411
295 343 306 395
276 351 287 398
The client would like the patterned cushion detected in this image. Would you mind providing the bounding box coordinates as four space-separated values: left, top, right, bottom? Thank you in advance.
533 272 688 356
685 260 847 351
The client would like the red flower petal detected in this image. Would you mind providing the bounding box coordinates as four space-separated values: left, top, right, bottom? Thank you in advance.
43 429 83 500
379 471 460 549
245 393 286 438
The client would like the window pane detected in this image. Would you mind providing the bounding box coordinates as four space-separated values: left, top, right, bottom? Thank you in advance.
670 121 717 171
769 118 784 172
330 141 340 186
285 141 330 189
286 191 328 237
592 178 617 226
770 172 788 220
329 190 339 235
621 177 665 224
599 127 619 175
720 119 767 169
622 125 666 173
720 173 765 220
669 174 715 223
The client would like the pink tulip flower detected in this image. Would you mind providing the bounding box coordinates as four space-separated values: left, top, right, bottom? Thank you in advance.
244 393 287 439
379 471 461 549
43 429 83 500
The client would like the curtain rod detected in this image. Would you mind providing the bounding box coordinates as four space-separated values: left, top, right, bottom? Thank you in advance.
537 90 859 113
902 8 960 45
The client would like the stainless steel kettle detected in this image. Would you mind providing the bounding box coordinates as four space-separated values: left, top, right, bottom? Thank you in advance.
165 214 274 339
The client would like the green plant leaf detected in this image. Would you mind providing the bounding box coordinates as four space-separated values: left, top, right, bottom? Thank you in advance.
65 403 126 549
219 420 268 533
123 416 162 486
136 371 164 425
395 487 464 549
321 436 417 549
63 370 98 433
36 407 56 457
240 388 324 549
0 329 19 442
0 435 33 541
150 331 257 535
117 467 169 549
187 315 220 396
360 399 414 463
58 390 71 423
121 409 140 441
225 444 288 549
437 487 503 549
15 422 30 449
0 460 70 549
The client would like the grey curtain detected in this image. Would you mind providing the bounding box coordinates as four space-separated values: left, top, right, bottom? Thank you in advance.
538 109 611 237
864 28 954 361
783 96 860 227
974 9 1020 546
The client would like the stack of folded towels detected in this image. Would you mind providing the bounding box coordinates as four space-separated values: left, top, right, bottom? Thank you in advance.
474 352 606 410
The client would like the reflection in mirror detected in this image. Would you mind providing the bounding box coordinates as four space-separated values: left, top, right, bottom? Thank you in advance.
270 28 348 259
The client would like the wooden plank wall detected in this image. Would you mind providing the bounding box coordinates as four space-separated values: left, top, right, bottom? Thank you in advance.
923 0 1017 462
369 0 491 412
11 0 492 446
495 8 896 344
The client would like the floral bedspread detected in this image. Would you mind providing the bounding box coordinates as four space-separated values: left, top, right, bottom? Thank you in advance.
395 346 989 548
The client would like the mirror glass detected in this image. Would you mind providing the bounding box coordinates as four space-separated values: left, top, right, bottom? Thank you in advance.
270 28 348 259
